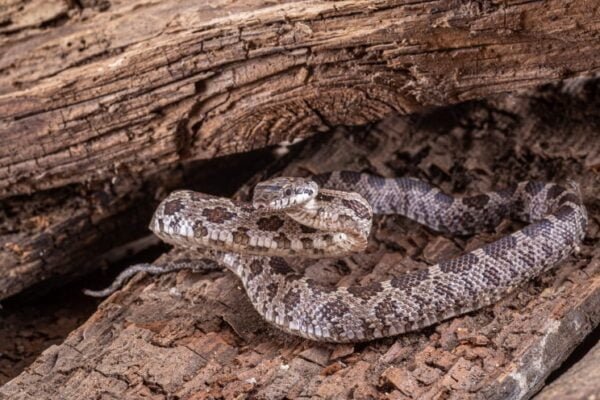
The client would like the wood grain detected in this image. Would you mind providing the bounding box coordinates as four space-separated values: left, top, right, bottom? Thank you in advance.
2 77 599 399
2 0 600 197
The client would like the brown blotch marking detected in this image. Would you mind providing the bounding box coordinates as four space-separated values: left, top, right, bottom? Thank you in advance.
347 282 383 301
374 296 400 322
540 241 554 257
339 171 362 185
398 178 431 194
321 301 352 337
462 194 490 209
256 215 286 232
269 257 295 275
411 293 429 309
462 211 475 226
248 260 263 280
163 199 185 215
274 233 291 249
334 259 351 275
481 235 518 258
525 181 545 196
168 216 182 231
193 221 209 238
202 206 236 224
232 227 250 245
546 185 566 200
519 248 537 268
439 253 480 273
265 282 278 299
433 281 460 298
305 279 336 294
155 217 165 233
300 225 318 234
342 198 371 219
283 289 301 312
482 269 502 287
513 198 525 214
390 269 429 289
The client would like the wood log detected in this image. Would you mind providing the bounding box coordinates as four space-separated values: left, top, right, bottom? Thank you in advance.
3 0 600 300
2 0 600 199
2 77 599 399
0 151 278 300
534 335 600 400
2 1 600 397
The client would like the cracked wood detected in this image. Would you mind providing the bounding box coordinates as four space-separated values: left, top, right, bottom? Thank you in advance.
1 0 600 197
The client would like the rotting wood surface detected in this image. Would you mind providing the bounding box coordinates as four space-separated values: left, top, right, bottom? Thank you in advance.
2 0 600 198
3 0 600 301
534 337 600 400
1 78 599 399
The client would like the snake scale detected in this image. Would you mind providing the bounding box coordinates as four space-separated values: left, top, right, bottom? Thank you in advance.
86 171 587 343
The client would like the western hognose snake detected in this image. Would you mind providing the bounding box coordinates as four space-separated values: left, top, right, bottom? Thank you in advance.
86 171 587 343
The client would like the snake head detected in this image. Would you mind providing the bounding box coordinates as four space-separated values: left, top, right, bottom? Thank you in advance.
253 177 319 210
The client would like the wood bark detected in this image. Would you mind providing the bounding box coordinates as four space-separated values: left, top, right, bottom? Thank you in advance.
2 78 599 399
0 151 276 299
534 337 600 400
1 0 600 199
3 0 600 300
1 1 600 398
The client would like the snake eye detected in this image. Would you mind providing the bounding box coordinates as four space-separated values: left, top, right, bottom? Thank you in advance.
285 188 292 196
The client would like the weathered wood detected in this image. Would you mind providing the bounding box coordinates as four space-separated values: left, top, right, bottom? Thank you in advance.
0 174 159 300
0 275 100 387
534 335 600 400
0 151 277 300
2 78 599 399
2 0 600 198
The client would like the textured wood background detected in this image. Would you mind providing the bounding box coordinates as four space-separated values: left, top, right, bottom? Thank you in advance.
2 78 599 399
1 1 599 399
2 0 600 197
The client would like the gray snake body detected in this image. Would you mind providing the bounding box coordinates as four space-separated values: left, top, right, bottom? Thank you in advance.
88 172 588 343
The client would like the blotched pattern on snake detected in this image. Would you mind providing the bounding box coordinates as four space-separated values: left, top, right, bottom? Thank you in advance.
86 171 587 343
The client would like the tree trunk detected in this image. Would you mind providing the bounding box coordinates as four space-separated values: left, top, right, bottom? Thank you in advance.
2 77 599 399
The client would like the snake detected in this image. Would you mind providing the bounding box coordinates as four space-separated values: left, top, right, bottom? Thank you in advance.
85 171 588 343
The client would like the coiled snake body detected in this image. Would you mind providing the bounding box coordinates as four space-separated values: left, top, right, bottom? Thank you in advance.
87 172 587 343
